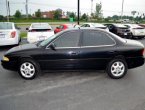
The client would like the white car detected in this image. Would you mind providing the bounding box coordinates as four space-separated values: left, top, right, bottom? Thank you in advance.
81 23 109 31
0 22 20 46
27 23 54 43
124 24 145 39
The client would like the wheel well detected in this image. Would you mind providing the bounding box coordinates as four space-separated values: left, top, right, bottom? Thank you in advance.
108 55 128 67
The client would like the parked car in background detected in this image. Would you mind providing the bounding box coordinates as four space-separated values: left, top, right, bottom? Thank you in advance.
27 23 54 43
54 24 76 34
0 22 21 46
1 28 144 80
104 23 132 39
138 24 145 28
124 24 145 39
81 23 109 31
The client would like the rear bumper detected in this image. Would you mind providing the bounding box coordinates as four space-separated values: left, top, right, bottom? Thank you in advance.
117 33 132 39
126 56 144 69
1 60 18 71
0 38 18 46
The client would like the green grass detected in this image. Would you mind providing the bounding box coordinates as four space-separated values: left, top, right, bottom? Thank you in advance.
20 32 27 38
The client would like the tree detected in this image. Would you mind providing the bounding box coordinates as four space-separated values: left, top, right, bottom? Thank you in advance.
14 10 21 18
131 11 137 17
66 11 76 18
54 9 62 19
81 13 88 21
95 2 103 19
0 15 4 20
35 9 41 18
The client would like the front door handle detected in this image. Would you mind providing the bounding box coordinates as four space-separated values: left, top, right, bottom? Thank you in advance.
69 51 78 55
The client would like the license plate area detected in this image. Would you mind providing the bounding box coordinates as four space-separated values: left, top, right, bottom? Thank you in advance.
0 34 5 38
39 36 46 40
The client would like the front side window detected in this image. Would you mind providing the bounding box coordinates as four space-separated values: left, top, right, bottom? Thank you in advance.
82 31 115 47
53 31 81 48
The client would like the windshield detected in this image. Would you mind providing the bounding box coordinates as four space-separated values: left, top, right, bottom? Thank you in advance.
0 22 13 29
109 32 127 43
39 34 57 47
92 23 106 27
114 24 127 28
31 23 51 29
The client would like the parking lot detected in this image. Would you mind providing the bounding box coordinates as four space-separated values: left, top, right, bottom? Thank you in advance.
0 37 145 110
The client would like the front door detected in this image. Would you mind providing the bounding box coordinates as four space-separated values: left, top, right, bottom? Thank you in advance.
41 30 82 70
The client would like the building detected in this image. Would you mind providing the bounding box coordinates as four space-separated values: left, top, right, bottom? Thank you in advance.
41 11 54 19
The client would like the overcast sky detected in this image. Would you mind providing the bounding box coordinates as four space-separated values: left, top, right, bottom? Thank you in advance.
0 0 145 17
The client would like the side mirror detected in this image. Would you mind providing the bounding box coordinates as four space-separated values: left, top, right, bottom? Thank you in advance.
26 28 29 30
49 43 56 50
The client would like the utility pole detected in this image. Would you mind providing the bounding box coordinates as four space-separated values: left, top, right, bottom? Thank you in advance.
91 0 93 15
25 0 28 18
8 1 10 18
6 0 9 22
121 0 124 20
77 0 80 25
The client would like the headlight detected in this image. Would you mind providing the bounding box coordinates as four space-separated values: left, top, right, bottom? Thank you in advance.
3 56 9 61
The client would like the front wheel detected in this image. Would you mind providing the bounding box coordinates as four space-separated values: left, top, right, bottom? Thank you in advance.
106 59 128 79
19 59 39 80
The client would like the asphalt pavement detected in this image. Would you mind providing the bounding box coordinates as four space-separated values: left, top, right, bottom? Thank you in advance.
0 39 145 110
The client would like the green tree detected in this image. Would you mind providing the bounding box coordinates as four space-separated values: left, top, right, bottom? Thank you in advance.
35 9 41 18
54 9 62 19
66 11 76 18
81 13 88 21
95 2 103 19
14 10 21 18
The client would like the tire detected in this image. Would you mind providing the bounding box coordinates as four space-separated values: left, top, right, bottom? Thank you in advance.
106 59 128 79
18 59 39 80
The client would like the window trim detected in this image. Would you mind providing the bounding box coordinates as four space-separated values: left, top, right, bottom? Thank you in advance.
81 30 116 47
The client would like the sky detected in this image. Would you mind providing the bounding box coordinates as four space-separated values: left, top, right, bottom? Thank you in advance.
0 0 145 17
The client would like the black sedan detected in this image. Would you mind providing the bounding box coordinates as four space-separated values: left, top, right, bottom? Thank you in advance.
1 28 145 79
104 23 132 39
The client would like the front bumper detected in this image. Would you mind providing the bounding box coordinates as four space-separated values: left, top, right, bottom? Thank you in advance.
1 60 18 71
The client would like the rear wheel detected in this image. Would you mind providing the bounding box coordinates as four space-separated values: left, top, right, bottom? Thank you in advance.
106 59 128 79
19 59 39 80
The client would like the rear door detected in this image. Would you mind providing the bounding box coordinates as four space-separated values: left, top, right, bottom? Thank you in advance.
78 30 116 70
40 30 82 70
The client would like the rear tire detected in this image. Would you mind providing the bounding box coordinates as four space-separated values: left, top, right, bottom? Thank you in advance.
106 59 128 79
18 59 40 80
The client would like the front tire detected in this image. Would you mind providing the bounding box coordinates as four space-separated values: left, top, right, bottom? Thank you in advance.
19 59 39 80
106 59 128 79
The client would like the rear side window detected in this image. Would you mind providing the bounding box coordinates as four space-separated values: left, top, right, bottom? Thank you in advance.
53 31 81 48
82 31 115 46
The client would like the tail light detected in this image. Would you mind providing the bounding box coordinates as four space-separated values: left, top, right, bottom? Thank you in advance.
142 49 145 56
10 31 16 38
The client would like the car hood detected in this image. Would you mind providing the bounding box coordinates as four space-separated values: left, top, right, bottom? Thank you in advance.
5 43 38 55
